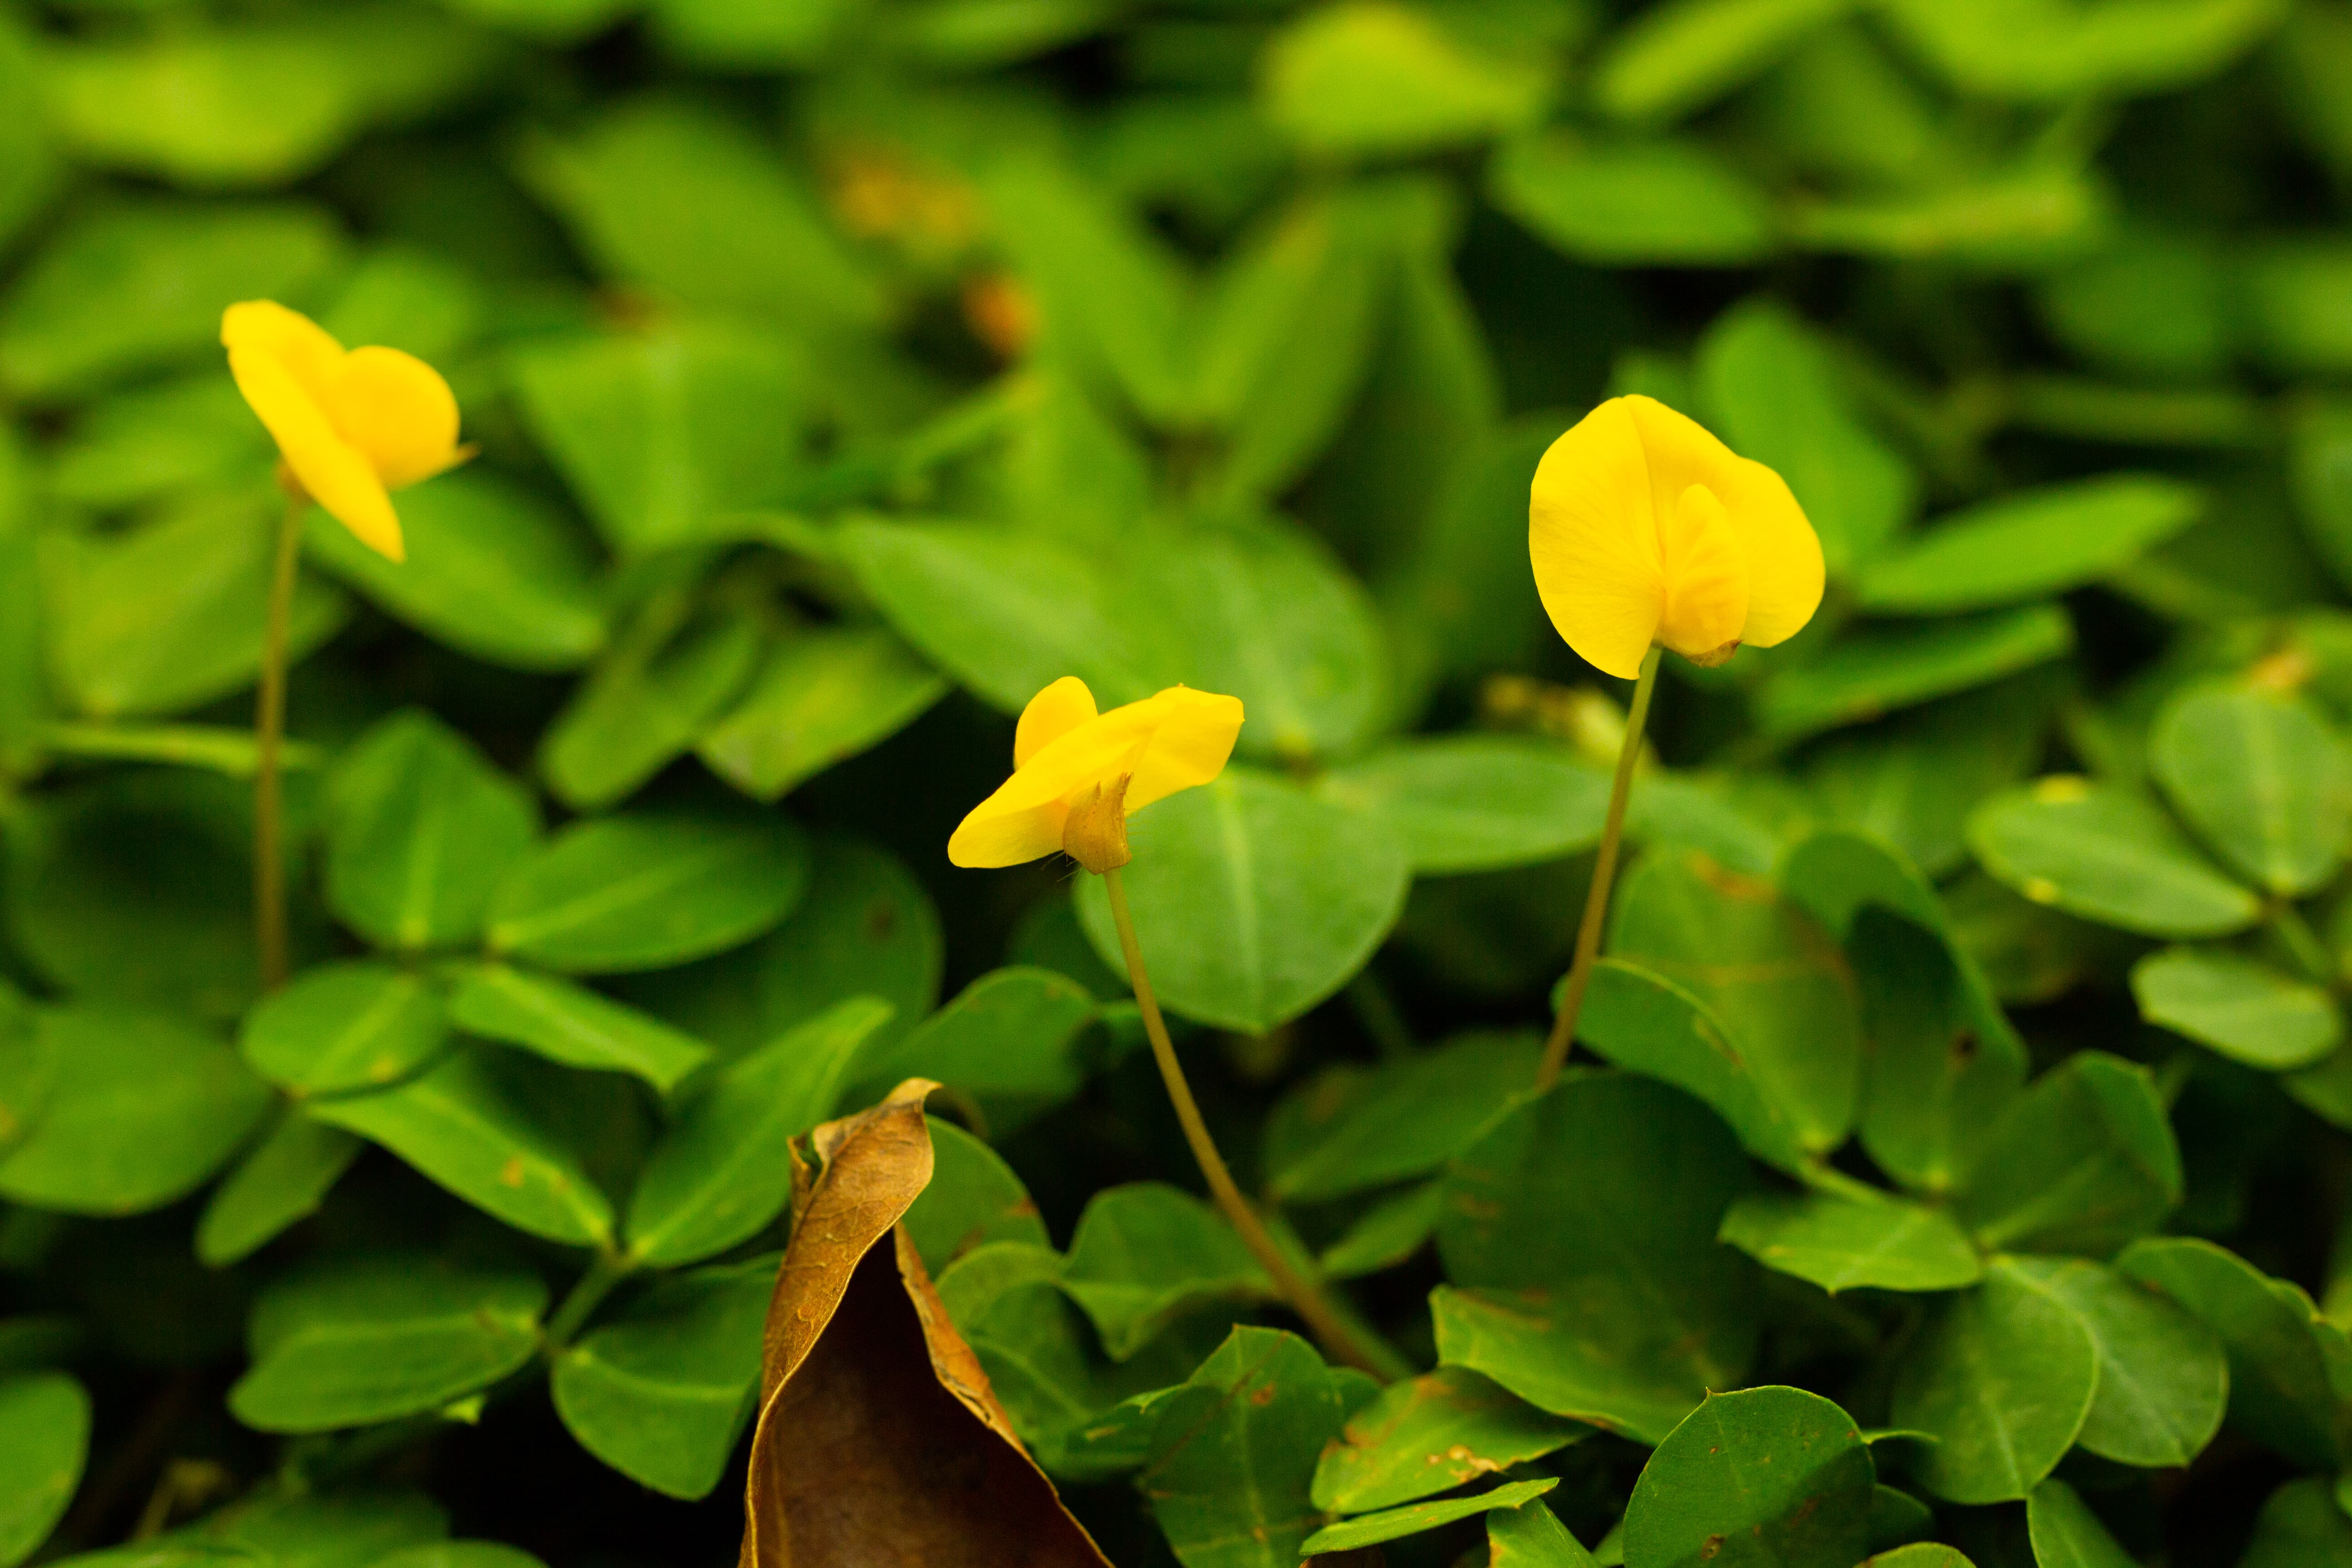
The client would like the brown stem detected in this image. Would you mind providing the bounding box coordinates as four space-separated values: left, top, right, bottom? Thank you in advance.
1535 643 1662 1090
1102 866 1389 1378
253 489 305 994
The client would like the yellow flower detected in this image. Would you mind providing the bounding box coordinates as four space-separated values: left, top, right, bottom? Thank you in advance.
948 677 1245 870
1528 394 1824 680
222 301 470 563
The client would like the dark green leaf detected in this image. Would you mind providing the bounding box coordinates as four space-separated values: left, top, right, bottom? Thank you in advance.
446 963 710 1092
486 810 808 974
551 1255 772 1499
239 961 447 1098
0 1006 271 1215
1955 1052 2180 1256
902 1118 1050 1276
1490 1499 1601 1568
2149 683 2352 896
2000 1256 2226 1470
1856 477 2204 613
1623 1386 1875 1568
1757 606 2076 742
1966 778 2260 939
1259 1 1548 156
1312 1366 1584 1514
229 1254 546 1433
1060 1183 1269 1360
324 711 539 952
540 602 764 812
1263 1030 1539 1203
1073 767 1411 1035
696 625 947 802
1319 737 1611 874
1888 1258 2098 1504
195 1114 365 1267
847 967 1096 1138
1301 1479 1559 1554
1719 1189 1983 1294
309 1045 616 1247
0 1372 89 1568
2239 1478 2352 1568
2026 1478 2136 1568
2131 948 2342 1070
1490 137 1773 265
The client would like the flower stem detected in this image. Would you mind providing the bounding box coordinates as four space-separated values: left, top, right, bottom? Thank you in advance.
253 489 306 995
1102 866 1390 1378
1536 644 1662 1090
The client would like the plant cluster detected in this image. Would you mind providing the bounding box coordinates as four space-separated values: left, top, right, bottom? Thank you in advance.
1 0 2351 1567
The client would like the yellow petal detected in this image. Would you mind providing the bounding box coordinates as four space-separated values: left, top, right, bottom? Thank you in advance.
221 300 344 402
1655 484 1749 659
1528 398 1666 680
1014 676 1099 767
322 346 465 491
1126 687 1244 810
946 795 1072 869
1710 460 1822 648
227 344 405 562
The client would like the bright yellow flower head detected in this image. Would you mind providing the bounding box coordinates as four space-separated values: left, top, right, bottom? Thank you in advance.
1529 395 1824 680
222 301 470 563
949 677 1245 870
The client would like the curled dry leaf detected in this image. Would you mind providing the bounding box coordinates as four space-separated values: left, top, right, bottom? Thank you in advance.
738 1077 1111 1568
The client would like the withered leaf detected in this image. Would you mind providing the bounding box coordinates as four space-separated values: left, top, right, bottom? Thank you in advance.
738 1078 1111 1568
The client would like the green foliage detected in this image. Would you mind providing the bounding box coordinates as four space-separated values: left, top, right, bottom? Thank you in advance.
1 0 2348 1563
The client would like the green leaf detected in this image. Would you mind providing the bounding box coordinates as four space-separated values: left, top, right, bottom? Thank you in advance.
622 997 893 1267
1955 1052 2179 1256
1695 298 1915 573
1874 0 2289 99
1868 1486 1935 1554
1060 1183 1270 1360
44 491 349 720
2131 948 2342 1070
517 97 879 333
228 1254 547 1433
239 962 447 1098
1491 1499 1601 1568
1319 1181 1445 1280
1999 1256 2226 1470
1624 1386 1875 1568
616 833 941 1055
446 964 710 1093
1888 1257 2098 1504
1612 847 1862 1155
2148 684 2352 896
2026 1479 2136 1568
309 1045 616 1247
486 810 808 974
1312 1366 1584 1514
902 1119 1051 1276
1434 1073 1759 1443
1574 959 1810 1175
1073 767 1411 1034
540 602 764 812
0 199 345 402
326 711 539 953
1594 0 1849 122
696 625 946 802
170 1488 450 1566
0 528 41 780
550 1255 772 1499
1142 1327 1367 1568
2239 1478 2352 1568
1869 1548 1976 1568
2116 1236 2352 1469
305 474 606 672
6 769 296 1021
1264 1031 1538 1203
2292 401 2352 593
510 325 811 558
1719 1189 1983 1294
1966 778 2260 939
0 1372 89 1568
195 1115 365 1267
1490 136 1774 265
1757 606 2075 741
1318 737 1611 874
0 1006 271 1215
1302 1479 1560 1555
1791 161 2109 263
848 968 1096 1138
1259 1 1548 157
1799 679 2053 878
1855 477 2204 613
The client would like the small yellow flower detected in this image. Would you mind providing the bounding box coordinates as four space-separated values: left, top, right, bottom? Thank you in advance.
948 677 1245 870
221 301 470 563
1529 394 1824 680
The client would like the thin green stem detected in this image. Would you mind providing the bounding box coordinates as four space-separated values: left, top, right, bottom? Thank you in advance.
252 489 306 994
544 1251 632 1349
1102 867 1390 1379
2270 900 2339 989
1536 644 1662 1090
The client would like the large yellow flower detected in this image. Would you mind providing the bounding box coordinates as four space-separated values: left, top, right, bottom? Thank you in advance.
1529 394 1823 679
222 301 469 563
949 678 1244 870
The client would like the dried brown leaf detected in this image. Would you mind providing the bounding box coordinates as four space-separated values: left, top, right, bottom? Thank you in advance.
739 1078 1111 1568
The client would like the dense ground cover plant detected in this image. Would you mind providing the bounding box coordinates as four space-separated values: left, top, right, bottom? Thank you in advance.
3 0 2352 1563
